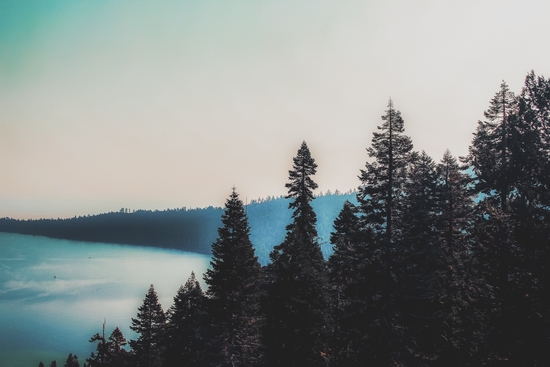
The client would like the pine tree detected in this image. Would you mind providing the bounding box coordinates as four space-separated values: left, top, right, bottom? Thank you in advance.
163 272 210 367
499 71 550 366
263 141 331 367
465 76 550 365
88 323 129 367
358 99 413 245
327 200 376 366
39 362 45 367
129 284 166 367
203 188 263 366
396 150 441 365
434 150 487 366
107 327 129 367
467 81 517 212
64 354 80 367
356 99 413 365
87 320 109 367
50 361 57 367
465 81 518 364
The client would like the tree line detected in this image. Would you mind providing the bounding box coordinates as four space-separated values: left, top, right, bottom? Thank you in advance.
0 189 354 264
41 70 550 366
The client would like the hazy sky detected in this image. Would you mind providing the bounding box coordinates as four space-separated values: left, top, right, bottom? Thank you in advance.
1 0 549 219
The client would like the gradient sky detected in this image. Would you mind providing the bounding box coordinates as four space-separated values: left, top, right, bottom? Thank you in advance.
1 0 549 219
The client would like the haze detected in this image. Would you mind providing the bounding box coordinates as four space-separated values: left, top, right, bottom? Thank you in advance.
1 0 549 219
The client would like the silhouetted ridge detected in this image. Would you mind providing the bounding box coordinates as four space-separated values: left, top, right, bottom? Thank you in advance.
0 193 356 263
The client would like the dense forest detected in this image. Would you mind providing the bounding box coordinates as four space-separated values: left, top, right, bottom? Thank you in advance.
38 71 550 366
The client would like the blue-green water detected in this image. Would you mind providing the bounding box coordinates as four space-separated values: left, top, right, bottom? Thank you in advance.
0 233 211 367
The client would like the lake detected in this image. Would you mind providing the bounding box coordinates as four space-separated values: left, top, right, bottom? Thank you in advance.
0 233 211 367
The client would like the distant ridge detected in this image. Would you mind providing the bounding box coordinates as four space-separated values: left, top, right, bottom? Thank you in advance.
0 192 357 264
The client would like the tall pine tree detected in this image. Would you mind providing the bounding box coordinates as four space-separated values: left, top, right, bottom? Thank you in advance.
467 81 517 212
356 99 413 365
466 76 550 365
263 141 331 367
203 188 263 367
397 150 441 365
107 327 129 367
163 272 210 367
435 150 486 366
327 200 376 366
129 284 166 367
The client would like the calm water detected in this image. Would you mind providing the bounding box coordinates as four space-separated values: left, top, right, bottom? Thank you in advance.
0 233 211 367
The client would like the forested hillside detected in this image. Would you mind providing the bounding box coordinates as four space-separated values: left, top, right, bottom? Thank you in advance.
28 71 550 367
0 192 355 264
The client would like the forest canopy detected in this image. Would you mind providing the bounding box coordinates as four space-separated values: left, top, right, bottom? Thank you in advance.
31 71 550 366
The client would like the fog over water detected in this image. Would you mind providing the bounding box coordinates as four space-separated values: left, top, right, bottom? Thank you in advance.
0 233 211 367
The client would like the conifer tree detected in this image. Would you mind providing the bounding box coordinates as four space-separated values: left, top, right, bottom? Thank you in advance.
396 150 442 364
263 141 331 367
327 200 376 366
466 82 517 364
129 284 166 367
203 188 263 366
466 76 550 365
356 99 413 365
438 150 474 249
64 354 80 367
434 150 486 366
107 327 129 367
86 321 108 367
328 201 362 314
88 324 130 367
50 361 57 367
497 71 550 366
163 272 209 367
467 81 517 212
358 99 413 245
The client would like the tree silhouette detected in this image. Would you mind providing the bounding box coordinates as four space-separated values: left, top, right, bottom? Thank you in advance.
356 99 413 365
164 272 210 367
263 141 331 367
129 285 166 367
203 188 263 366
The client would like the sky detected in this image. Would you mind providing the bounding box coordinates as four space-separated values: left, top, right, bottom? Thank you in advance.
1 0 550 219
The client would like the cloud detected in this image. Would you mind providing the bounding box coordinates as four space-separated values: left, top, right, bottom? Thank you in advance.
1 278 117 302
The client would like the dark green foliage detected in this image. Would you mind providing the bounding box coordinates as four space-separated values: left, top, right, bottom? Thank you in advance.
0 193 355 263
437 150 474 248
87 324 129 367
204 188 264 366
356 99 414 365
395 150 441 365
358 99 413 243
0 207 223 254
87 330 108 367
39 362 45 367
107 327 129 367
163 272 210 367
129 285 166 367
328 200 378 366
64 354 80 367
466 73 550 366
263 141 331 367
466 81 517 211
50 361 57 367
434 150 487 366
32 72 550 367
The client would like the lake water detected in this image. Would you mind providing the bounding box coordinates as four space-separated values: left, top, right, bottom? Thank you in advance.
0 233 211 367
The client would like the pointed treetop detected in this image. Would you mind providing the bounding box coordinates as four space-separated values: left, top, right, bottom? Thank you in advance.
484 80 517 123
285 141 318 203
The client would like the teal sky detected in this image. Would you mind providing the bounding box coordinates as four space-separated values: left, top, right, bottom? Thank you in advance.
1 0 549 219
